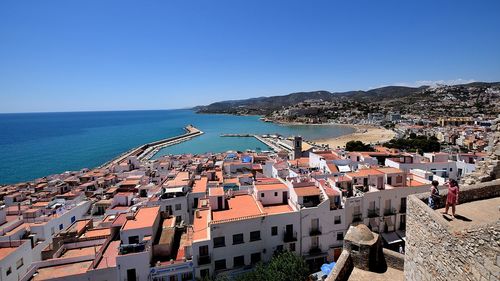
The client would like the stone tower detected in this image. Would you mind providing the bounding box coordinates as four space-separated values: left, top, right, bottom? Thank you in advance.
292 136 303 160
343 224 385 272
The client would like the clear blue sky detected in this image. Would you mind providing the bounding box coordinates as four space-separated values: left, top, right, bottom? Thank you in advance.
1 0 499 113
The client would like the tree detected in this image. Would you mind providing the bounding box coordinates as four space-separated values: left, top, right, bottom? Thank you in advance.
383 136 440 153
345 140 375 152
236 251 310 281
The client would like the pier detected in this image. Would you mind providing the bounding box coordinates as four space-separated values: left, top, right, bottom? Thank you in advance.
100 125 204 168
220 133 284 153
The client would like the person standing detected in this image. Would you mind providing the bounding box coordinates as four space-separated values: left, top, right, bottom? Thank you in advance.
428 180 440 209
444 179 460 218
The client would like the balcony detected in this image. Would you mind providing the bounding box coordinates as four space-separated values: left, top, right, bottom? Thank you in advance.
283 230 297 243
384 207 396 216
367 208 380 218
352 213 362 223
309 226 322 236
119 242 147 255
198 255 211 265
309 245 322 255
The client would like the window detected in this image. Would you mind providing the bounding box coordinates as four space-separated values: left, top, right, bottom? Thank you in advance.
450 168 453 172
16 258 24 269
396 175 403 183
233 233 244 245
250 231 261 241
274 192 278 196
261 193 265 197
271 226 278 236
71 216 76 223
200 269 210 279
337 232 344 241
250 252 261 264
233 255 245 267
199 245 209 256
175 204 182 211
214 236 225 248
334 216 341 224
290 243 296 252
128 236 139 244
214 259 226 270
276 245 284 252
6 267 11 276
59 224 63 230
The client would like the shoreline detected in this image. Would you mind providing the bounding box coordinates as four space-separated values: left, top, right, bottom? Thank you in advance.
195 112 396 149
312 124 396 149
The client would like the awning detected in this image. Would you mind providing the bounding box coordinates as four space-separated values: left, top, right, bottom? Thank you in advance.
396 230 406 242
338 165 351 173
381 232 403 245
163 187 184 193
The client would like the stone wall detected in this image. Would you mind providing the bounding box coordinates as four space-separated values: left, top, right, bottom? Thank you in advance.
423 179 500 210
325 250 353 281
404 180 500 281
382 248 404 271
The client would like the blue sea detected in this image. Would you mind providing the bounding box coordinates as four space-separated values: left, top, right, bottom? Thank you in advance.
0 110 354 184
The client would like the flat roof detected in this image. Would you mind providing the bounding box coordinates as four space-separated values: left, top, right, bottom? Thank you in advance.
33 261 93 280
193 209 210 241
263 204 293 215
376 167 403 174
61 245 101 259
294 186 321 197
83 228 111 238
165 171 190 188
212 195 263 223
436 196 500 231
122 206 160 231
0 246 17 260
347 168 384 177
193 177 208 193
96 240 120 269
255 182 288 192
209 187 224 197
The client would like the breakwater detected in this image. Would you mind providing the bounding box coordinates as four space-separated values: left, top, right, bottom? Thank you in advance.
100 125 203 167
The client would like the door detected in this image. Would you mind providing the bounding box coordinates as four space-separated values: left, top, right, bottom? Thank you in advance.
385 199 391 214
387 176 392 185
282 191 288 204
286 224 293 234
378 177 384 188
126 269 137 281
363 178 368 186
311 236 319 247
217 196 223 209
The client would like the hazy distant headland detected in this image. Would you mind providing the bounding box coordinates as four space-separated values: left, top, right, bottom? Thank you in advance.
194 82 500 119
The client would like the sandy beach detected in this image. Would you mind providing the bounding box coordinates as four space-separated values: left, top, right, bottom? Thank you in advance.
313 124 396 149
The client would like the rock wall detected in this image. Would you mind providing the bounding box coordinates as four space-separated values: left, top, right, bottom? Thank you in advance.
382 248 404 271
325 250 353 281
463 115 500 185
404 180 500 281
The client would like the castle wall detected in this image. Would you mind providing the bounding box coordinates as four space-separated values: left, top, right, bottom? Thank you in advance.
404 180 500 281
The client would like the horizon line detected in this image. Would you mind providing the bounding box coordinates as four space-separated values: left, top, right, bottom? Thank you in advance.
0 107 196 115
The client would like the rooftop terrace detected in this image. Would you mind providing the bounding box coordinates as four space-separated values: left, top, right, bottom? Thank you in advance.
436 196 500 231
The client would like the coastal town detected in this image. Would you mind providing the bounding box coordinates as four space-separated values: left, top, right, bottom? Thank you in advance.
1 111 498 280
